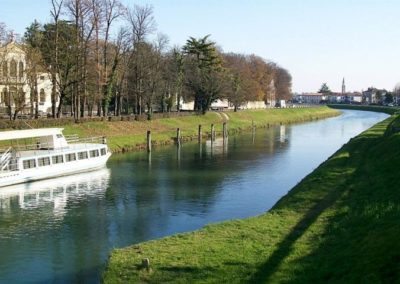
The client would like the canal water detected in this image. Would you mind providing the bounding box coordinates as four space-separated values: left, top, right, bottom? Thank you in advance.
0 110 389 283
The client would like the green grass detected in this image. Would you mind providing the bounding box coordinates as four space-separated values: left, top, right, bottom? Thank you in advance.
328 104 400 115
59 107 338 153
103 113 400 283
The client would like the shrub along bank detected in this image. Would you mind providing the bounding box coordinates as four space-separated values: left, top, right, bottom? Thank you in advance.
103 112 400 283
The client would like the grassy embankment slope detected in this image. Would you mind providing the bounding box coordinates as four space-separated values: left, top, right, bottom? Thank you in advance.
60 107 337 153
103 109 400 283
328 104 399 115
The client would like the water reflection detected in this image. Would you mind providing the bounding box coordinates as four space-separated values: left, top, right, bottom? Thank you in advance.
205 137 229 156
0 168 110 212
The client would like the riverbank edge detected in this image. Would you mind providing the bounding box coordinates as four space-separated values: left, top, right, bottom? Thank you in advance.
328 103 399 114
103 110 400 282
62 107 339 154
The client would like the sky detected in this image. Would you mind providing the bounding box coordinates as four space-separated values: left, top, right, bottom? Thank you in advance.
1 0 400 93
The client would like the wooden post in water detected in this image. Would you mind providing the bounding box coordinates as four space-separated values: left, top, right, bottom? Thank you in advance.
176 128 181 147
147 130 151 152
198 124 202 144
211 124 215 141
223 122 227 139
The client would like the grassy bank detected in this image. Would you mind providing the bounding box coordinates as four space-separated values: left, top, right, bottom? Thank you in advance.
328 103 399 114
103 112 400 283
59 107 338 153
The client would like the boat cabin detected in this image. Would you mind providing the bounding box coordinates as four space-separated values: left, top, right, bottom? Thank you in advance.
0 128 109 178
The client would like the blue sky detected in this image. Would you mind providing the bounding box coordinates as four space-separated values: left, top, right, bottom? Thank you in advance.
1 0 399 93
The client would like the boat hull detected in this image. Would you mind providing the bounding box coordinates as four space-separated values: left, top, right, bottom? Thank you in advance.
0 152 111 188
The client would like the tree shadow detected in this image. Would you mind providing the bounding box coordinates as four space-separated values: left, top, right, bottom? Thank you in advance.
247 180 347 283
248 120 400 283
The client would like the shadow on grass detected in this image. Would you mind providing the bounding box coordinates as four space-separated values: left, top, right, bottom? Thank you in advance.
249 115 400 283
247 178 347 283
284 132 400 282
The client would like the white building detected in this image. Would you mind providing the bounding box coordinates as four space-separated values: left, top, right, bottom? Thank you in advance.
180 98 268 111
0 40 55 116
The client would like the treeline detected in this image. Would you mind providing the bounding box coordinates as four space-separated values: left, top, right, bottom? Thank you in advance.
1 0 291 119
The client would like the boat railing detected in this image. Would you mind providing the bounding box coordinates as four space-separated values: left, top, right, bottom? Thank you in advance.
66 136 106 145
0 147 18 172
0 136 106 153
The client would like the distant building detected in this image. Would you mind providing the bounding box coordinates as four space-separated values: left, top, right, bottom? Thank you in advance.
180 98 268 111
362 88 387 104
0 39 56 116
294 92 328 104
293 91 362 105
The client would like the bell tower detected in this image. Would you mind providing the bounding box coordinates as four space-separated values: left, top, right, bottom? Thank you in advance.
342 77 346 94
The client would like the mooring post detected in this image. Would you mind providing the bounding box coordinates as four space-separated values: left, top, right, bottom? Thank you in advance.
223 122 227 139
176 128 181 147
198 124 202 144
211 124 215 141
147 130 151 152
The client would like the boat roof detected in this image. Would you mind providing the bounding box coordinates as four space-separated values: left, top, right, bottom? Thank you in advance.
0 128 64 141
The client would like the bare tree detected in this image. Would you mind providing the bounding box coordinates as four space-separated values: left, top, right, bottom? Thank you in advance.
126 4 156 115
89 0 104 116
101 0 125 116
65 0 96 119
49 0 63 118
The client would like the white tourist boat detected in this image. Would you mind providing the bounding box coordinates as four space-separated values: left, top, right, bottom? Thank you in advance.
0 128 111 187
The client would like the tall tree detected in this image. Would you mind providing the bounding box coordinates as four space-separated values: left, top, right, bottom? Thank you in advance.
273 66 292 100
42 20 76 117
183 35 224 114
24 20 44 118
223 53 259 111
101 0 125 116
126 4 156 115
318 83 331 93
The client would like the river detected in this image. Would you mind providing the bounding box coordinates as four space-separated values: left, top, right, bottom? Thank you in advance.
0 110 389 283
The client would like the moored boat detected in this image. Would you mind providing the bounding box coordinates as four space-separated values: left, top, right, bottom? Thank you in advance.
0 128 111 187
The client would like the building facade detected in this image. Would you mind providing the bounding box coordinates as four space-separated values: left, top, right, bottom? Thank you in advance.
0 40 54 116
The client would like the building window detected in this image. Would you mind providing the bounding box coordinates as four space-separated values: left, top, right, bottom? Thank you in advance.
65 153 76 162
89 149 99 158
1 88 7 104
18 88 25 102
10 59 17 77
78 151 88 160
40 89 46 103
23 159 36 169
100 148 107 156
2 62 8 77
38 157 51 167
19 62 24 78
7 87 16 106
52 155 64 164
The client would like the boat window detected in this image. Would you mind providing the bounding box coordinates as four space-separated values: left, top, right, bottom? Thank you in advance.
78 151 88 160
52 155 64 164
100 148 107 156
23 159 36 169
56 134 63 138
38 157 51 167
65 153 76 162
89 149 99 158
